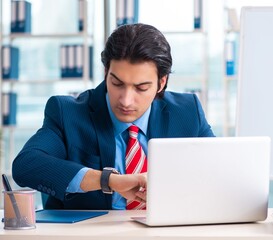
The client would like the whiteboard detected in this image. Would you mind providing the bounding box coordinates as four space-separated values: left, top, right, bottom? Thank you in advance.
236 7 273 175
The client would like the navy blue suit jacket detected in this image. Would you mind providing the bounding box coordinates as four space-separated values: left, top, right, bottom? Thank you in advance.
12 81 214 209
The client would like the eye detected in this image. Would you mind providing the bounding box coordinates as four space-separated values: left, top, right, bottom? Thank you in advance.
111 80 123 87
136 87 148 92
136 84 150 92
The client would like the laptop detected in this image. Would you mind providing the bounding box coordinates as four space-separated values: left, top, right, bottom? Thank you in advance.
132 137 271 226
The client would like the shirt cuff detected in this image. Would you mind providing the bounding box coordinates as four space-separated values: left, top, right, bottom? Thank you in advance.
66 167 90 193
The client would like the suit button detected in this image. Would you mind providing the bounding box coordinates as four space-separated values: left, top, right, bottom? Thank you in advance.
47 188 51 194
51 190 56 196
42 186 47 192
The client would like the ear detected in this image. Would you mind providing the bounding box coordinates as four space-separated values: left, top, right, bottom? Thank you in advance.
157 75 167 93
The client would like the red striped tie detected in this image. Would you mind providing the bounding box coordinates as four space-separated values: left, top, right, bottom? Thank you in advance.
125 125 147 210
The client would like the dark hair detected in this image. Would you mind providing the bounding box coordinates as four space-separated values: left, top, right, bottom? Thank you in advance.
101 23 172 98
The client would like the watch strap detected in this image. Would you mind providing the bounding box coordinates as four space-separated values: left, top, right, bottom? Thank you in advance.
100 167 119 194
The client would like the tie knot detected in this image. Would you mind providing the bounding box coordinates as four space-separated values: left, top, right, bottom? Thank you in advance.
128 125 139 139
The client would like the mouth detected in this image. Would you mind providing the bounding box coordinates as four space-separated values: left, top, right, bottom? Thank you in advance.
118 107 135 115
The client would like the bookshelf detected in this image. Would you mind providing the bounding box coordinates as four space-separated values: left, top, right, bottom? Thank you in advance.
0 0 95 190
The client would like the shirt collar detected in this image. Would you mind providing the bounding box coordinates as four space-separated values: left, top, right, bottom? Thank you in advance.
106 93 151 136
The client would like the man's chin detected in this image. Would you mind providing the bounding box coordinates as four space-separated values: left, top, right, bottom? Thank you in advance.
116 114 137 123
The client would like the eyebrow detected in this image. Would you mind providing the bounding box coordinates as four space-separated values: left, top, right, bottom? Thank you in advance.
109 72 153 86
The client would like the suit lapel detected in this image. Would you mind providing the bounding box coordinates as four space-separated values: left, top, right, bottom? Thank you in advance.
147 98 169 139
89 81 116 168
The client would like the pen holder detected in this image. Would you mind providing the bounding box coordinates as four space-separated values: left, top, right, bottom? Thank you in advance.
3 189 36 230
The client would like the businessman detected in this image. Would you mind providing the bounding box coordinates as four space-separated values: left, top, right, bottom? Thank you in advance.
12 23 215 210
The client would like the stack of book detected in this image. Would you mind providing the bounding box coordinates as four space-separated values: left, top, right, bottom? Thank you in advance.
116 0 139 26
60 45 93 79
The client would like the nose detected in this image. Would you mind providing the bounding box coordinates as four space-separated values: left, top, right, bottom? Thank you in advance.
119 88 134 107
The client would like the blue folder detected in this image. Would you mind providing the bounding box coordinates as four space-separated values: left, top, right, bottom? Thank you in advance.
35 210 108 223
2 92 17 126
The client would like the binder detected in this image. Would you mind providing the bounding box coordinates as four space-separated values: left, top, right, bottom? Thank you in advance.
67 45 75 77
116 0 125 27
116 0 125 26
125 0 134 25
1 46 19 80
78 0 85 32
11 0 31 33
2 92 17 126
194 0 202 29
11 1 17 32
60 45 68 78
74 44 84 77
225 41 235 76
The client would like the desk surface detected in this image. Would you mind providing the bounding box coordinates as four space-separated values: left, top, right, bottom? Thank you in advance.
1 209 273 240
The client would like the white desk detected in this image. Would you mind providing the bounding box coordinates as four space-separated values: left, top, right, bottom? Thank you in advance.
1 209 273 240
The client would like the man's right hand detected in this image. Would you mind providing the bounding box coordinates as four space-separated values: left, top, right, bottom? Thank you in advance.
109 173 147 202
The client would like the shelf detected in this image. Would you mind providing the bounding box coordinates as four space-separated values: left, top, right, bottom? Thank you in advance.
225 28 240 34
2 78 93 84
2 32 93 40
225 75 237 81
170 74 207 82
163 30 208 35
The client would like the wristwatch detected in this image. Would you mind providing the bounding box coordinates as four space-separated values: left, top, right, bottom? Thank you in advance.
100 167 120 194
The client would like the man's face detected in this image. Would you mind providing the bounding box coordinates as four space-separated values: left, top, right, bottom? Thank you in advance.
106 60 166 123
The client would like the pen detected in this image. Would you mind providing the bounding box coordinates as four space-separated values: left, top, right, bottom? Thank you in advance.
2 174 22 222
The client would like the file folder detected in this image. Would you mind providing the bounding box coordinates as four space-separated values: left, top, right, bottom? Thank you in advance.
2 92 17 125
74 44 84 77
67 45 75 77
11 0 31 33
225 41 235 75
35 210 108 223
194 0 202 29
1 46 19 80
78 0 85 31
116 0 125 26
11 1 17 31
60 45 68 78
126 0 139 25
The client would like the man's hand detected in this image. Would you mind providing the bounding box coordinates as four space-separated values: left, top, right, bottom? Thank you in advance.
80 169 147 203
109 173 147 202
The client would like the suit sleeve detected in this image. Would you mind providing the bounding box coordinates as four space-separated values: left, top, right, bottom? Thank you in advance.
12 96 85 201
193 94 215 137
